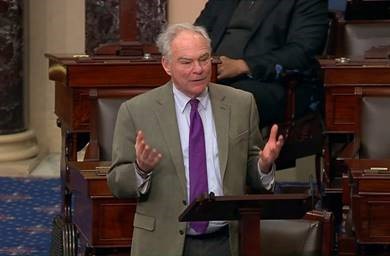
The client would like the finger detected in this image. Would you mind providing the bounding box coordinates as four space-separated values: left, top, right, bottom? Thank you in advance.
145 148 158 162
136 144 151 170
149 151 163 166
135 142 145 164
217 71 226 80
142 144 153 160
268 124 279 142
135 139 146 156
143 150 163 170
135 131 149 164
135 130 144 144
135 131 145 150
276 134 284 146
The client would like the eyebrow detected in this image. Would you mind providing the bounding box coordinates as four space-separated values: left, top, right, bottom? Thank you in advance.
178 57 193 62
178 53 210 62
199 53 210 59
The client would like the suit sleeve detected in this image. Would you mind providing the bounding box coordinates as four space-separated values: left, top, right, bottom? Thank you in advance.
194 0 219 33
246 0 328 80
245 94 273 192
107 102 140 198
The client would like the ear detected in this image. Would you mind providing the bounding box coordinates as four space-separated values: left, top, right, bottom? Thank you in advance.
161 56 172 76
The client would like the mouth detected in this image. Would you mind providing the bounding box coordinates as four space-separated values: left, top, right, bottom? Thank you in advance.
190 77 207 82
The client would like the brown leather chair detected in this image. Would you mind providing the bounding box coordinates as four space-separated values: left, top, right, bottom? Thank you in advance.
359 97 390 159
338 93 390 161
343 22 390 58
84 94 130 161
331 16 390 58
261 210 334 256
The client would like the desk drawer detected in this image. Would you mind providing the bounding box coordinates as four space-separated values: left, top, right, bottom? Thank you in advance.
325 87 359 132
352 195 390 243
357 178 390 193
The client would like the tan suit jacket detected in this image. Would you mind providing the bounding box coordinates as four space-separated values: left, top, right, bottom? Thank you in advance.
107 82 267 256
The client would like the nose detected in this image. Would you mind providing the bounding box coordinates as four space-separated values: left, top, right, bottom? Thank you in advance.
192 61 204 74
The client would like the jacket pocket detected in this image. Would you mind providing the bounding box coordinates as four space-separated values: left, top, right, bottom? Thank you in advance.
133 212 155 231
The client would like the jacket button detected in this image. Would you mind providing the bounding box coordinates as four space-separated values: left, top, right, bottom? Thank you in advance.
179 230 184 235
182 200 187 205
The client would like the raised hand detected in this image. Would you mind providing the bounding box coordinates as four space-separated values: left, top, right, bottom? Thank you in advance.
258 124 284 172
135 130 162 173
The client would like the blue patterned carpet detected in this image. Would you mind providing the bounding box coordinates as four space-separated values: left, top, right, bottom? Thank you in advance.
0 177 61 256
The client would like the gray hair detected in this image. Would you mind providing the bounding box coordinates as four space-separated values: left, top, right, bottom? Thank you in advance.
156 23 211 59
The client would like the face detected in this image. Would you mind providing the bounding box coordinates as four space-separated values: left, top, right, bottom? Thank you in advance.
161 30 212 98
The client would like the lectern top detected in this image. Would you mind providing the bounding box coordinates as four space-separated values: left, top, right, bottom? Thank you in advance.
179 193 312 222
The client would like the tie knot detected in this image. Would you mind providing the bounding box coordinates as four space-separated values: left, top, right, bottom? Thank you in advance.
189 98 199 110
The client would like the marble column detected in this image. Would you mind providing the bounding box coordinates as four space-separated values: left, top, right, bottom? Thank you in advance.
0 0 39 175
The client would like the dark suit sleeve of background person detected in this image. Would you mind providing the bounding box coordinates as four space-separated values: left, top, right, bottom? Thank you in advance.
194 0 329 81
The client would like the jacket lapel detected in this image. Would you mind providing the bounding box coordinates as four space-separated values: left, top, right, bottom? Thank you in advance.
153 83 187 196
211 0 239 50
209 85 230 180
249 0 280 37
212 0 280 50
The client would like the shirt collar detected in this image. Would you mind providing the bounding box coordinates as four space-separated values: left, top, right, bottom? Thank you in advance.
172 84 210 113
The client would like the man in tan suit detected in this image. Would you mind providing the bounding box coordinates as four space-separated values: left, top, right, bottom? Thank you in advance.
107 23 284 256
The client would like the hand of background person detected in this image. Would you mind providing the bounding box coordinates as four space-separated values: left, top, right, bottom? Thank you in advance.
217 56 250 80
258 124 284 172
135 130 162 173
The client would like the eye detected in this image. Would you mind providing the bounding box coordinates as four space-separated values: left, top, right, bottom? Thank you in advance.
198 54 211 64
179 58 193 65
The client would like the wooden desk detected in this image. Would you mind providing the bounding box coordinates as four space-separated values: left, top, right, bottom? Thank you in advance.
68 161 135 254
321 58 390 255
341 159 390 255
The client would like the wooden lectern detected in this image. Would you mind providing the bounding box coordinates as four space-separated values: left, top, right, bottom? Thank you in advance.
179 193 312 256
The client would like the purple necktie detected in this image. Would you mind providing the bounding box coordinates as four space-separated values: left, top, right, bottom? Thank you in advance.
188 99 208 233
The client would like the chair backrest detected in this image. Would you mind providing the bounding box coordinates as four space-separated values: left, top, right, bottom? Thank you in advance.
260 210 333 256
344 22 390 57
261 219 321 256
97 98 129 161
84 93 130 162
360 97 390 159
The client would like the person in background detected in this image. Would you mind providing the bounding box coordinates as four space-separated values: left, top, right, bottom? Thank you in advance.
107 23 284 256
195 0 329 128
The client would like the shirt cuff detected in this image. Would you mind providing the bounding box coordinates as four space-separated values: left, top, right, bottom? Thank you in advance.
134 163 152 194
257 160 275 191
